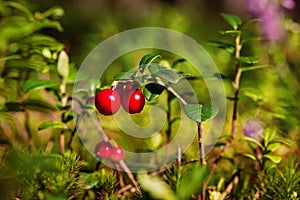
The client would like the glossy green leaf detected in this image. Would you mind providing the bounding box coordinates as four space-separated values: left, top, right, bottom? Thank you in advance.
184 104 218 122
235 56 260 64
143 83 165 101
21 78 60 93
220 13 242 30
57 50 69 78
177 165 209 200
38 121 68 131
264 155 282 164
204 41 235 53
139 54 161 73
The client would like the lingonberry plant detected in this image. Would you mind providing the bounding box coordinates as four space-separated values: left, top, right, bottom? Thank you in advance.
1 1 299 200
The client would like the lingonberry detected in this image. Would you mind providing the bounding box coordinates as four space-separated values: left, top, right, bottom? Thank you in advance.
111 146 125 162
94 141 112 159
121 89 145 114
95 89 121 115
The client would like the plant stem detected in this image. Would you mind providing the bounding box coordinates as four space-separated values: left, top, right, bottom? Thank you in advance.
201 33 243 200
89 113 138 187
197 122 206 166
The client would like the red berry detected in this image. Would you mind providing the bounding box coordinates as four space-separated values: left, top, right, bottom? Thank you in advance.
94 141 112 159
111 146 124 162
121 89 145 114
95 89 121 115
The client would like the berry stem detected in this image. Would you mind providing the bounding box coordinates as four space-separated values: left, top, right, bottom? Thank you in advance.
88 112 138 187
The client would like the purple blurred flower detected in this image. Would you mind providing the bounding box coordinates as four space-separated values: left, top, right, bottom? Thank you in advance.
281 0 296 10
243 119 264 141
260 3 285 42
245 0 268 15
245 0 295 42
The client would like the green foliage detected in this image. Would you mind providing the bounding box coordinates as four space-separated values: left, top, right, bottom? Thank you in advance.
2 149 85 200
263 157 300 199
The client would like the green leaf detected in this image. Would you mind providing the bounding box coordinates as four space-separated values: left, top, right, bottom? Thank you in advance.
240 136 263 149
240 153 257 161
240 87 263 103
148 65 168 74
138 173 176 200
204 41 235 53
263 128 276 145
267 143 281 152
176 165 209 200
57 50 69 78
143 83 165 101
22 99 57 110
184 104 218 122
240 64 271 72
220 13 242 30
139 54 161 73
269 139 292 147
264 155 282 164
220 30 241 36
234 56 260 64
38 121 68 131
114 72 134 80
21 79 60 93
171 58 186 68
152 69 182 84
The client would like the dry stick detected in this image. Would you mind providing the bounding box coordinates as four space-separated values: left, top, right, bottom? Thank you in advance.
201 34 243 200
88 113 138 187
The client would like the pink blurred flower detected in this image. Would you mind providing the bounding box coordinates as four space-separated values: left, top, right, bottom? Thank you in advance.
243 119 264 141
281 0 296 10
245 0 295 42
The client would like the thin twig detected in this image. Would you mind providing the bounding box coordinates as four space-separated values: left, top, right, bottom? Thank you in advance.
197 122 206 166
201 33 243 200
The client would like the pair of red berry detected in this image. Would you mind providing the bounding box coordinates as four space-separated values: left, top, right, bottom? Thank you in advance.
95 81 145 115
94 141 124 162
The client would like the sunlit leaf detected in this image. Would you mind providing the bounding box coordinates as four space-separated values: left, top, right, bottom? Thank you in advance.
240 136 263 149
177 165 209 200
264 155 282 164
38 121 68 131
138 173 176 200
